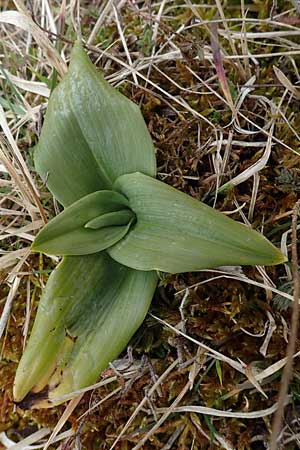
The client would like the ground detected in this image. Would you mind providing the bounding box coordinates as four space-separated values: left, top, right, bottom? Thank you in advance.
1 0 300 449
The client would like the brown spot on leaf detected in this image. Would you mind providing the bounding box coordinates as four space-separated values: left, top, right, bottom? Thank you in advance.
15 387 49 410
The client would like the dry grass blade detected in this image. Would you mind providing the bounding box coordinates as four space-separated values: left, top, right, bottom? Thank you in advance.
0 248 30 270
0 428 50 450
0 429 74 450
0 11 66 77
150 314 246 373
273 66 300 100
112 5 138 86
0 118 47 223
244 365 268 399
223 350 300 400
248 172 260 222
220 30 300 39
0 248 30 340
48 375 118 404
0 220 43 242
42 395 83 450
176 271 295 304
77 386 122 420
0 69 50 97
2 2 67 75
158 399 289 419
0 277 21 341
219 122 275 192
87 0 114 45
0 104 39 198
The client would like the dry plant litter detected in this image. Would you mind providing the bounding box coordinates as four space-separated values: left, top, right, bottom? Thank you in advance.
1 0 300 449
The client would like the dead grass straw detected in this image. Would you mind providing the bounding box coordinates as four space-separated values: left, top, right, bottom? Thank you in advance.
1 1 300 448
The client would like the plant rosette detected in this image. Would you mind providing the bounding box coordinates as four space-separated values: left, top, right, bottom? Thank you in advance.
14 43 286 409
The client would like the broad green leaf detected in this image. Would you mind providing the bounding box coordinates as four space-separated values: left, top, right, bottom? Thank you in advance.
108 172 287 273
13 253 158 408
32 190 134 255
34 43 156 207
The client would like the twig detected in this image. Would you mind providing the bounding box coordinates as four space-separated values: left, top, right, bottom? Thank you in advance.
270 200 300 449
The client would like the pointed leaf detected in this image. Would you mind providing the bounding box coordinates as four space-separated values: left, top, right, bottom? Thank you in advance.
31 190 135 255
108 172 287 273
85 209 135 229
34 43 156 207
14 253 158 408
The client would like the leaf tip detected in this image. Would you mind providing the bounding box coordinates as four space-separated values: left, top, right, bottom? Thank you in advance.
69 40 94 72
273 250 288 265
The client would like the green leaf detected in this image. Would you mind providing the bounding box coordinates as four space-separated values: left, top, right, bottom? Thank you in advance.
108 172 287 273
204 415 217 445
85 209 135 229
215 360 223 386
34 43 156 207
32 190 135 255
13 253 158 408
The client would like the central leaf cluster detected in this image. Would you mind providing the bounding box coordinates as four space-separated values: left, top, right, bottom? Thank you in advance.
14 43 286 408
32 188 136 256
33 171 285 274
